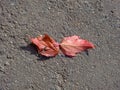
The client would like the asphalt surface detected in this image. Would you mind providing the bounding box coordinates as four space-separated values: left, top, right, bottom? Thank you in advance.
0 0 120 90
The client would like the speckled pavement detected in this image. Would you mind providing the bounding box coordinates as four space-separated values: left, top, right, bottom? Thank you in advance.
0 0 120 90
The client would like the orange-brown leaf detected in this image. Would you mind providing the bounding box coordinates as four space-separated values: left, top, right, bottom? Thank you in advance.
30 34 59 57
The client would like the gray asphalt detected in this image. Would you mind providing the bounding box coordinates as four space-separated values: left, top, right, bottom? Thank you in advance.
0 0 120 90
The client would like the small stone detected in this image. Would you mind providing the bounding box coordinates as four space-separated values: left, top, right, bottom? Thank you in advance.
4 34 7 37
85 86 89 90
75 82 79 86
91 65 96 69
48 7 51 10
13 21 18 24
14 80 18 83
56 85 61 90
1 25 5 30
10 41 13 44
7 55 13 59
0 65 5 72
4 62 10 66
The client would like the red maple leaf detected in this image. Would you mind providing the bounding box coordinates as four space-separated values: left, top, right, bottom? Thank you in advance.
60 35 95 57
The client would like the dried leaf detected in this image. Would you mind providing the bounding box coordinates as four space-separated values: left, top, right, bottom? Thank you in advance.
60 35 95 57
30 34 59 57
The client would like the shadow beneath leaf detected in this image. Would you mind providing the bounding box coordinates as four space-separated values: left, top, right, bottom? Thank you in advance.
85 50 89 56
20 44 89 61
20 44 52 61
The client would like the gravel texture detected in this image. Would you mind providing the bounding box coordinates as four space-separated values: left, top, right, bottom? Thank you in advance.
0 0 120 90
